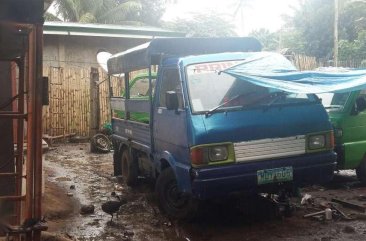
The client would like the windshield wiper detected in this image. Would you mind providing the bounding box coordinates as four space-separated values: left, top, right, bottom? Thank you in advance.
205 93 248 117
205 92 290 117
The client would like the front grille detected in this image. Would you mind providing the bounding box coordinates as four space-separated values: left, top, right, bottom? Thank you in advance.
234 135 306 162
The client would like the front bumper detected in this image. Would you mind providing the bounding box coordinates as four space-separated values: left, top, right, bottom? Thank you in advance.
190 151 337 199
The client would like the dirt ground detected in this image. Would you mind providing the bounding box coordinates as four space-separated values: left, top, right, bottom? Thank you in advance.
42 143 366 241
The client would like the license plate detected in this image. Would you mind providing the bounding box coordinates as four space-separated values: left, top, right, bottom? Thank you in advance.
257 167 293 185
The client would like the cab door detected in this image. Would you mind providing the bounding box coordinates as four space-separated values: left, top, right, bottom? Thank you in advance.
343 90 366 169
153 68 189 164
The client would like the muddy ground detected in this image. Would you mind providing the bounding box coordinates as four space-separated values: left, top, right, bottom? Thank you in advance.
43 143 366 241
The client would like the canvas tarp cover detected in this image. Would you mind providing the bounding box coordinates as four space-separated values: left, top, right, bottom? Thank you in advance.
223 52 366 94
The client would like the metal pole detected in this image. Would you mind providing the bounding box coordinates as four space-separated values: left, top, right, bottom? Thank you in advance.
32 22 44 241
25 25 36 241
334 0 339 67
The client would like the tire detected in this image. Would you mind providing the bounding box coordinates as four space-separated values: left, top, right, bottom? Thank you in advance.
356 157 366 184
90 133 111 153
121 148 138 186
155 167 197 219
113 145 121 176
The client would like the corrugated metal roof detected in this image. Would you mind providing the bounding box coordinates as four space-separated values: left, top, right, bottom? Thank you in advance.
43 21 185 38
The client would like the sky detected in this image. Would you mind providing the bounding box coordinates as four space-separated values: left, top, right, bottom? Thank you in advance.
162 0 295 36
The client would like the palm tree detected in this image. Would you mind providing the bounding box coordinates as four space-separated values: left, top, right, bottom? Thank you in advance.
52 0 142 24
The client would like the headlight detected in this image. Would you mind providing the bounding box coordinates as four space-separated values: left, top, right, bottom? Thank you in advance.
190 144 233 167
308 134 326 149
209 146 228 162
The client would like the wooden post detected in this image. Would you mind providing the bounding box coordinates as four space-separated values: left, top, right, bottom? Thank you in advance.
90 67 100 137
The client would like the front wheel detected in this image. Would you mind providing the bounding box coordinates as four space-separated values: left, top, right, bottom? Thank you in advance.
356 157 366 184
155 168 197 219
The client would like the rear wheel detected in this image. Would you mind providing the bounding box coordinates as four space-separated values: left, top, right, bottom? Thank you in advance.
356 157 366 184
156 167 197 219
121 148 138 186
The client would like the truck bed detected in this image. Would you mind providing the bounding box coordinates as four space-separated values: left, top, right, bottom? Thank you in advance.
112 118 151 151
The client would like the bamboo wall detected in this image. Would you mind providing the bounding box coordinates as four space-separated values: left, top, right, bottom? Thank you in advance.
292 54 318 70
42 66 122 137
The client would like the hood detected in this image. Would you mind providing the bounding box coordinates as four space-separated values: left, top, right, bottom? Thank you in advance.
189 103 332 145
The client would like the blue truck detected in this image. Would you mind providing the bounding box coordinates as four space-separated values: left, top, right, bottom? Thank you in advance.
107 38 337 218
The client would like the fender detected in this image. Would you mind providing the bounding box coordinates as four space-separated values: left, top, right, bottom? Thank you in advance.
155 151 192 194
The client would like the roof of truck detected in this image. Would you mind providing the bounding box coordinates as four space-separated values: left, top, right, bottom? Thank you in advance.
107 37 262 74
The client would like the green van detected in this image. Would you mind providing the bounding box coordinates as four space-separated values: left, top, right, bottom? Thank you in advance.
319 90 366 183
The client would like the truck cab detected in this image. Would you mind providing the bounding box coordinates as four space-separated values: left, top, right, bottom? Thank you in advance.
107 38 336 218
319 90 366 183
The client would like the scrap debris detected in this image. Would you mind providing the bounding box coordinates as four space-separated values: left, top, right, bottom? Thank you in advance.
301 194 313 205
331 198 366 213
302 194 366 222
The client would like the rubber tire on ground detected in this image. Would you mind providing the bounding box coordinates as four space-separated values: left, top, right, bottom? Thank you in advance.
356 157 366 184
155 167 197 219
121 148 138 186
90 133 111 153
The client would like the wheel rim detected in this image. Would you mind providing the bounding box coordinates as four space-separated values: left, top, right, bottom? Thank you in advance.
95 135 110 150
164 180 188 209
96 137 108 148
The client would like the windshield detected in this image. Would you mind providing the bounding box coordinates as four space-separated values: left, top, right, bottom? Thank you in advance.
186 60 316 113
317 92 350 111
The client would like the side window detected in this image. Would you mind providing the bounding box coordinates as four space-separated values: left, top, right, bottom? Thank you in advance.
130 77 156 98
357 89 366 112
159 69 184 109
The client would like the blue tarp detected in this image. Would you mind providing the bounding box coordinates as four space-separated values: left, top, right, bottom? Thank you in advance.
223 52 366 94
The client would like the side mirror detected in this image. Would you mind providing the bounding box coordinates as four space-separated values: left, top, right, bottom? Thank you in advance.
166 91 179 110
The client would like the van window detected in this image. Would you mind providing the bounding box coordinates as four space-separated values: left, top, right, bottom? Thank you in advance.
317 92 350 112
186 61 316 113
159 69 184 109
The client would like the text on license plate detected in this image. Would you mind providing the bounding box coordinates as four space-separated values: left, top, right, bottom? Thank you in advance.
257 167 293 185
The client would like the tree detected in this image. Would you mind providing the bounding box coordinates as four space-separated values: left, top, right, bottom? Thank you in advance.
339 30 366 61
339 0 366 41
248 28 279 51
50 0 167 26
138 0 166 26
282 0 334 59
164 13 237 37
281 0 366 61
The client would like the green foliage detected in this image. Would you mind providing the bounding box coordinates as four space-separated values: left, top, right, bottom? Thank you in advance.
339 0 366 41
248 28 279 51
339 30 366 61
164 13 237 37
44 12 61 22
281 0 366 62
283 0 334 59
50 0 166 26
279 30 306 54
138 0 166 26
